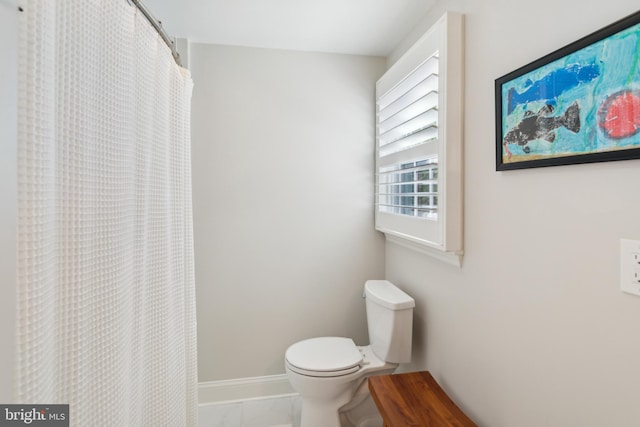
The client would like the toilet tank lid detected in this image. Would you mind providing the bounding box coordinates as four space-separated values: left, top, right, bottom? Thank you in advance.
365 280 415 310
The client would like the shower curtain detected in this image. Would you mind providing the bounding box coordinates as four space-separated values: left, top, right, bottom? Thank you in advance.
16 1 197 425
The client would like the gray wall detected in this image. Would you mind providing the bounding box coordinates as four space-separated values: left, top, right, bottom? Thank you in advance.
0 1 17 403
190 44 386 381
386 0 640 426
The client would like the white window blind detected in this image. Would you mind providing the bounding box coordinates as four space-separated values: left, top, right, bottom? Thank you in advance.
375 12 463 262
377 53 440 220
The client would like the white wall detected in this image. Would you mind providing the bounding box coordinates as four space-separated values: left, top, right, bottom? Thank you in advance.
0 0 17 403
190 44 386 381
386 1 640 426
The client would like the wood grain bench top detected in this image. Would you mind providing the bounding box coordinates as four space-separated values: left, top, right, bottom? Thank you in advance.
368 371 477 427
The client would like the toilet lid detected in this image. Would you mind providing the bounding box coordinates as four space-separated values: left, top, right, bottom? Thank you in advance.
286 337 363 373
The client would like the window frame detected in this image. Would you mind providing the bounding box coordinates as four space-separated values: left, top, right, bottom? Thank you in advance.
375 12 464 266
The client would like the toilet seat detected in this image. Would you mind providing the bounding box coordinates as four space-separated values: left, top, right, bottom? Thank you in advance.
286 337 363 377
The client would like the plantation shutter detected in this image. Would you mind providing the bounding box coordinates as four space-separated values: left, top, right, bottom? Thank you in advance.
377 53 440 220
374 12 463 260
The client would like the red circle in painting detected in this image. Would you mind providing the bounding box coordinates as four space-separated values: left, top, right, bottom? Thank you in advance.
600 91 640 139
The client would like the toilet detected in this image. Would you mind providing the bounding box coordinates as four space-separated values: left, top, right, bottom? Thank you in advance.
285 280 415 427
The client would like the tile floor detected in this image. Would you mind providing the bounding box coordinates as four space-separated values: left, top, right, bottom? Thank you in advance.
198 395 301 427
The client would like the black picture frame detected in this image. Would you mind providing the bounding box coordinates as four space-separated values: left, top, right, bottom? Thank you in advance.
495 10 640 171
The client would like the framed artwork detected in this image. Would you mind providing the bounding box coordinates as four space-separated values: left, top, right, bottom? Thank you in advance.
495 11 640 170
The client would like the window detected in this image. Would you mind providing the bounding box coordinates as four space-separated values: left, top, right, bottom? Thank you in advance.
379 158 438 220
375 12 464 265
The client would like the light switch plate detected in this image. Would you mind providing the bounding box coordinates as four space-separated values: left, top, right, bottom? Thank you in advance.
620 239 640 296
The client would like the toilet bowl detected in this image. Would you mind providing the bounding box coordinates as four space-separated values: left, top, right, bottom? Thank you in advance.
284 280 415 427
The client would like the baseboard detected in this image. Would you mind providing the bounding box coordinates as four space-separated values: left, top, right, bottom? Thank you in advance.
198 374 297 405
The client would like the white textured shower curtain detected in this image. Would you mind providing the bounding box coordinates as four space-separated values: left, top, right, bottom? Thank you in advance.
16 1 197 425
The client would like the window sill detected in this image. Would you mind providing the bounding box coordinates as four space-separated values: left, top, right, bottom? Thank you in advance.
384 232 463 267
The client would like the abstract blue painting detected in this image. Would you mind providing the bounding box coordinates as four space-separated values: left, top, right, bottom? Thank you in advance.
495 11 640 170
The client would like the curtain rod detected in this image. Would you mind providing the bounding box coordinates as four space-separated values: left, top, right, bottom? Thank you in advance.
130 0 182 67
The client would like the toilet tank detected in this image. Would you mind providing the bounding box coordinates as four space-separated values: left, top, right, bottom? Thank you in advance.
364 280 415 364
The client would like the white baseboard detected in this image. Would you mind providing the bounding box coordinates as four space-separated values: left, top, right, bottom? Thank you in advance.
198 374 297 405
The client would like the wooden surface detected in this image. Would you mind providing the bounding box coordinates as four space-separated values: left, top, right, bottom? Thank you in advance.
368 371 477 427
